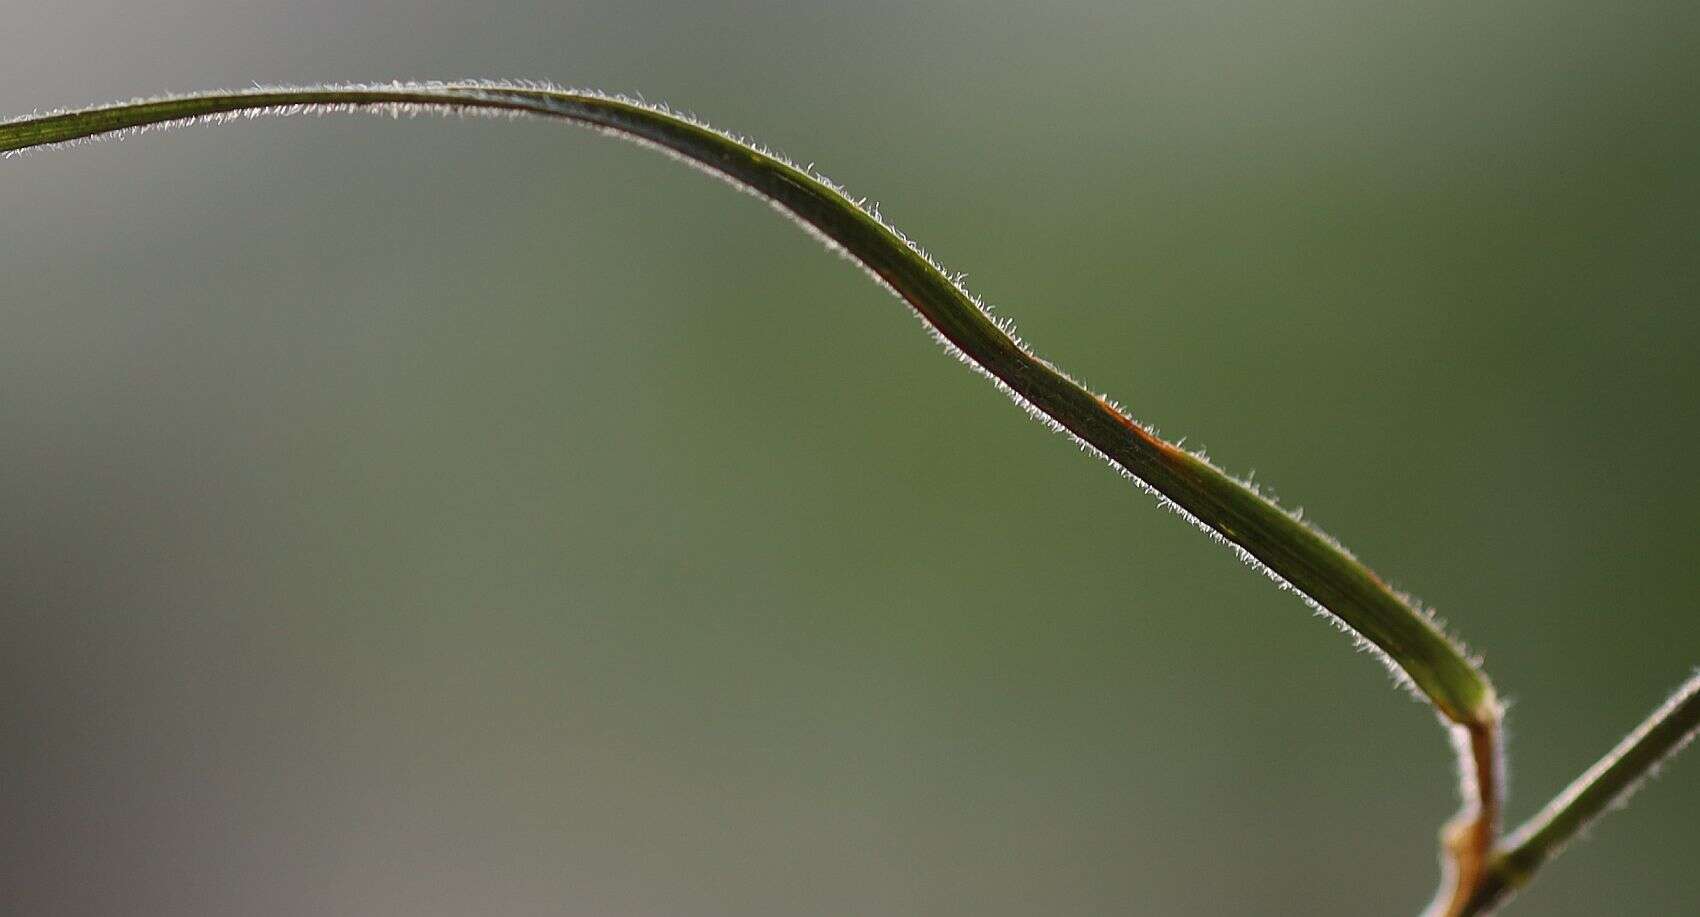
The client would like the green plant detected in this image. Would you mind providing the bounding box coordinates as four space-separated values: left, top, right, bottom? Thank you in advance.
4 82 1695 916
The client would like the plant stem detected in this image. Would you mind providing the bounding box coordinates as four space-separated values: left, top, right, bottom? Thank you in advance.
1423 718 1504 917
1456 672 1700 916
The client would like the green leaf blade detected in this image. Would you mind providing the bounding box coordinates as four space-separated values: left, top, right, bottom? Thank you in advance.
4 81 1495 722
8 82 1538 912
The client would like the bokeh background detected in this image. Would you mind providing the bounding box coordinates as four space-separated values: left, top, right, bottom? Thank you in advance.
4 2 1698 914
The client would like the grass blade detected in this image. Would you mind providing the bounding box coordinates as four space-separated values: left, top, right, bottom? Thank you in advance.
5 81 1512 909
0 81 1499 724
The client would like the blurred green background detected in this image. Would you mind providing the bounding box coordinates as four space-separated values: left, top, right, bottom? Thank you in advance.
4 2 1698 914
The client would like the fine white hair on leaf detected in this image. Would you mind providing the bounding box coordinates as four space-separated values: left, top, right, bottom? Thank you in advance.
2 80 1484 713
21 81 1700 917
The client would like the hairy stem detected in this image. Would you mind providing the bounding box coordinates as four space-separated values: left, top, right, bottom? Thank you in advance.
1457 673 1700 915
1423 719 1504 917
